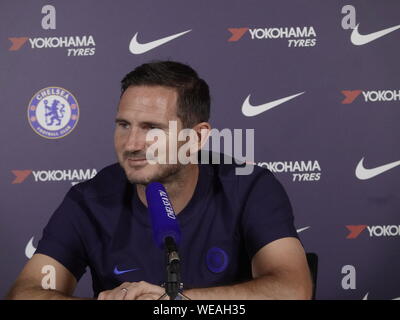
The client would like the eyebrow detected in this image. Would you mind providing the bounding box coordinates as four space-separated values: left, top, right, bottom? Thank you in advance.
115 118 129 124
115 118 167 128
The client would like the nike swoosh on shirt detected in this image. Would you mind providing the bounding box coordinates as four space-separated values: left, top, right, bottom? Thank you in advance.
113 266 140 275
241 92 305 117
25 236 37 259
351 23 400 46
129 29 191 54
355 157 400 180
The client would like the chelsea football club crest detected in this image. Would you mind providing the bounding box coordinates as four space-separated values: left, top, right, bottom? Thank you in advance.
28 87 79 139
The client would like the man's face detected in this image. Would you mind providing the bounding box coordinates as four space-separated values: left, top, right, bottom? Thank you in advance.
114 85 185 185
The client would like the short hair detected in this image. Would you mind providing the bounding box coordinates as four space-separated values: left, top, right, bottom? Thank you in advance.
121 60 210 128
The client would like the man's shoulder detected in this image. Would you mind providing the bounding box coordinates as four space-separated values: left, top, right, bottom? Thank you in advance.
73 163 127 198
201 152 275 188
201 157 285 212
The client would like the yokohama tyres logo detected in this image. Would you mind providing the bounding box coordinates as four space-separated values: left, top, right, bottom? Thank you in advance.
346 225 400 238
254 160 322 182
342 90 400 104
228 26 317 48
8 35 96 56
228 26 317 47
11 169 97 185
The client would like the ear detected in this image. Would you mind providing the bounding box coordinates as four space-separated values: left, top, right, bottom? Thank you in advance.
192 122 211 152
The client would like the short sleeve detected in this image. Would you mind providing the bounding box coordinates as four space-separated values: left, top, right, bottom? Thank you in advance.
240 170 299 259
35 187 88 281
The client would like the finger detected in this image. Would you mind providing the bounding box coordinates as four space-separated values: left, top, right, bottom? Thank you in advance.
124 281 164 300
136 293 160 300
101 286 128 300
124 283 141 300
112 282 132 300
115 287 129 300
97 291 109 300
140 281 165 296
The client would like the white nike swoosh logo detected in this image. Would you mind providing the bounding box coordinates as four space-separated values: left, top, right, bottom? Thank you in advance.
129 29 191 54
364 292 400 300
241 92 305 117
351 23 400 46
25 236 37 259
296 226 310 233
355 157 400 180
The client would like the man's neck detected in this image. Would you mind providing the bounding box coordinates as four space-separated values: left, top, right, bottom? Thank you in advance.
136 164 199 215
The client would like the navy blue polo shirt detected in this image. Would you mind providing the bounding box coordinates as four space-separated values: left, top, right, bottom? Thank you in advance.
36 157 299 297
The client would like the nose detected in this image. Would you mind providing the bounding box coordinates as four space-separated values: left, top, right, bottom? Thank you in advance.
124 127 146 153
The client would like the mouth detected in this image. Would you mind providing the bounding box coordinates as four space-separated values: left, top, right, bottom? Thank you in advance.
126 158 148 167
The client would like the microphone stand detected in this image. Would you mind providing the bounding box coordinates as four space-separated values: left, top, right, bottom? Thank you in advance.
158 237 190 300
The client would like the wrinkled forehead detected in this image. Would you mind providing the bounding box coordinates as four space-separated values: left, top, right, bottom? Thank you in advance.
117 85 179 122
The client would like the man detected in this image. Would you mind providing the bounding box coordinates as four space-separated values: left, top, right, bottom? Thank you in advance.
7 61 312 300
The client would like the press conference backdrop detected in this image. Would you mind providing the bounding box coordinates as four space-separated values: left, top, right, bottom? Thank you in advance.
1 0 399 300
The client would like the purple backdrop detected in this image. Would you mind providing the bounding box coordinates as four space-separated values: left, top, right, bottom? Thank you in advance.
1 0 399 300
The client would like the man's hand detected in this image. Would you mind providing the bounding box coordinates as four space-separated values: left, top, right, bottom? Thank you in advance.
97 281 165 300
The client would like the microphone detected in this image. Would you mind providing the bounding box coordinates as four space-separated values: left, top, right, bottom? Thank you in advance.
146 182 187 300
145 182 181 261
145 182 189 300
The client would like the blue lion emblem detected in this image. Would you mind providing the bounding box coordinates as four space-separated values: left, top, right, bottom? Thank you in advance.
43 99 66 126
